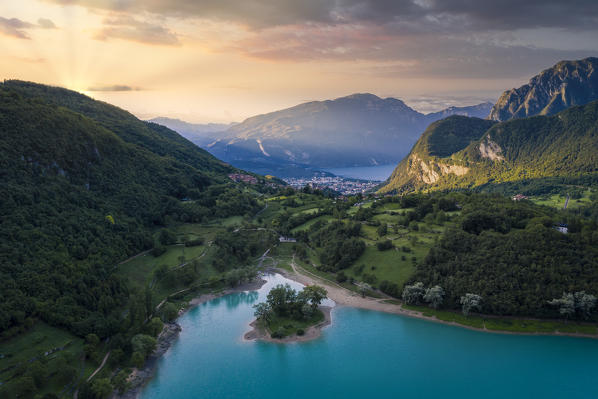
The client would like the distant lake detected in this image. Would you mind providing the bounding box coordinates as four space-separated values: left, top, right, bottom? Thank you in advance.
323 164 396 181
141 274 598 399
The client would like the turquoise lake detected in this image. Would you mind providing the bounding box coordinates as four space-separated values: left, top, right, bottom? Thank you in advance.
141 274 598 399
323 164 396 181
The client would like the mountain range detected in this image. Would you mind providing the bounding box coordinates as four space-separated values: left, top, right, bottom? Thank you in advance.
381 57 598 194
147 117 235 147
154 94 493 177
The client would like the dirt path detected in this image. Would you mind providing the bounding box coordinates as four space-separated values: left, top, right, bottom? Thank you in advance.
118 250 151 265
255 201 268 218
171 241 213 271
257 248 271 268
86 351 110 382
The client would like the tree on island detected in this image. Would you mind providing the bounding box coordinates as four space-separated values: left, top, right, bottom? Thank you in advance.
254 283 328 323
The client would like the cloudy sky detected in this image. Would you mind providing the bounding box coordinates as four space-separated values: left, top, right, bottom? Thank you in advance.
1 0 597 122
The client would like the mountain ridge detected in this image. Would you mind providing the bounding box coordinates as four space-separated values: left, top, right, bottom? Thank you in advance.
153 93 492 176
380 99 598 193
489 57 598 121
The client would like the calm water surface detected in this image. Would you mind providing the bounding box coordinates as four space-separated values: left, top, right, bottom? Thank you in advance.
323 164 396 181
142 274 598 399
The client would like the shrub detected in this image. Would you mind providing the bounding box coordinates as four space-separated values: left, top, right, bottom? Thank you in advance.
184 238 204 247
377 240 393 251
296 329 305 336
271 328 285 339
336 271 347 283
151 245 166 257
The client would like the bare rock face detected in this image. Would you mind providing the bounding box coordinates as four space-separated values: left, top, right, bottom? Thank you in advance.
489 57 598 121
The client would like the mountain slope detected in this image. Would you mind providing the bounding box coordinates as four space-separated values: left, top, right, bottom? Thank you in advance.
0 81 262 339
425 102 493 121
201 94 492 175
147 117 234 146
489 57 598 121
381 100 598 193
380 116 496 192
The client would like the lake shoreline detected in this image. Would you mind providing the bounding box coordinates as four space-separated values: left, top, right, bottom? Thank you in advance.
276 267 598 340
243 305 332 343
116 268 598 399
115 278 269 399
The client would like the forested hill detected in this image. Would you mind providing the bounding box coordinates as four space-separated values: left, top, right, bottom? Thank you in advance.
1 80 233 175
380 100 598 194
0 81 265 339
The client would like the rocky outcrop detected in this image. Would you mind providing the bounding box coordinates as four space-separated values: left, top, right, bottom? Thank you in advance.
409 154 469 185
379 116 492 193
489 57 598 121
478 136 504 161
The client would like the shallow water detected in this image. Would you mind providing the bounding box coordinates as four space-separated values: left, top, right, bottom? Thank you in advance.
323 164 396 181
142 274 598 399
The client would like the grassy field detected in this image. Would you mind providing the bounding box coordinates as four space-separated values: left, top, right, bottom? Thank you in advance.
404 305 598 335
264 310 325 338
0 322 93 396
530 189 593 210
278 195 451 295
345 246 414 288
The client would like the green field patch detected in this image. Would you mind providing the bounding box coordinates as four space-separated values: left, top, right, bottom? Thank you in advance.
0 322 86 394
378 202 402 211
266 195 288 202
295 207 321 215
404 305 485 329
404 305 598 335
117 244 205 290
347 246 414 288
530 190 593 210
372 213 401 225
360 224 380 240
291 215 333 233
265 310 325 338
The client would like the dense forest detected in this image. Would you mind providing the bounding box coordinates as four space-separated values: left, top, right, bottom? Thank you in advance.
0 82 269 340
410 193 598 318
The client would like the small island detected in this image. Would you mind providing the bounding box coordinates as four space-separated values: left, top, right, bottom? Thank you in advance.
245 283 329 342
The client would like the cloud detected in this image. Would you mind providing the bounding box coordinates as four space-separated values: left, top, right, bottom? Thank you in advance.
37 18 57 29
43 0 598 31
228 22 593 77
94 16 180 45
0 16 58 39
0 17 35 39
87 84 143 91
40 0 598 81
